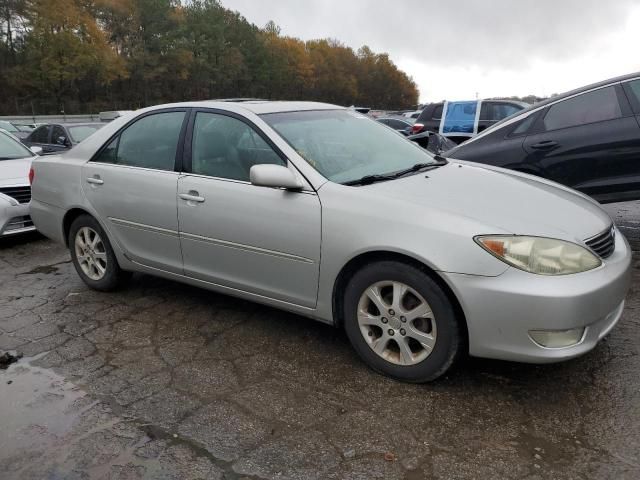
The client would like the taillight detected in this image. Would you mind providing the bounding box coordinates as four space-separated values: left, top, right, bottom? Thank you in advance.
29 167 34 185
411 123 424 134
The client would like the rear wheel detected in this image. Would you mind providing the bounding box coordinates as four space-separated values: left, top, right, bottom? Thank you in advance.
343 261 462 382
68 215 130 291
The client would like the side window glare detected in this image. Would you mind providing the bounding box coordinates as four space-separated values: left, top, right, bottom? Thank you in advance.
115 112 185 171
191 112 285 181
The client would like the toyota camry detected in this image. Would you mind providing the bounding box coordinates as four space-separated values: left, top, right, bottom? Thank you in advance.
29 101 632 382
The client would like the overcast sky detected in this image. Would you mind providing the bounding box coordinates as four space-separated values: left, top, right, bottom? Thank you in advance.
220 0 640 103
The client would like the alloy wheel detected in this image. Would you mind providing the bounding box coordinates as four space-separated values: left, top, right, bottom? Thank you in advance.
74 226 108 281
357 280 437 365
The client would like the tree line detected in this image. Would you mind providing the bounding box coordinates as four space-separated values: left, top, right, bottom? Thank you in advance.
0 0 420 115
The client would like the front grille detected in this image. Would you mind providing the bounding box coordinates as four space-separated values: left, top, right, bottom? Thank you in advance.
0 186 31 204
585 226 615 259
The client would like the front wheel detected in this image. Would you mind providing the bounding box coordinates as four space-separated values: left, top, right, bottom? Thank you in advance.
68 214 130 291
343 261 463 382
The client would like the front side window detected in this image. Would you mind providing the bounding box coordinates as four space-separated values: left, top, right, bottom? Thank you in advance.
0 131 34 160
94 111 185 170
543 87 622 131
30 126 50 143
191 112 284 181
263 109 438 184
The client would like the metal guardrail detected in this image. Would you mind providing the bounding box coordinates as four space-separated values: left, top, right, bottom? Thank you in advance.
0 114 101 124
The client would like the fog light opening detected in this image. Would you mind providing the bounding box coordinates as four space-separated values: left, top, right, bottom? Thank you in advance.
529 327 586 348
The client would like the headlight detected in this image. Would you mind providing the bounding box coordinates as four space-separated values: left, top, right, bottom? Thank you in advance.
475 235 601 275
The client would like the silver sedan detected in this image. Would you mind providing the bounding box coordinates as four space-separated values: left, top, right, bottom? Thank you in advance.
30 101 632 382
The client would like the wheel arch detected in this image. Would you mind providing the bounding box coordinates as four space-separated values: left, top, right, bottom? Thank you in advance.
62 207 95 247
331 250 469 349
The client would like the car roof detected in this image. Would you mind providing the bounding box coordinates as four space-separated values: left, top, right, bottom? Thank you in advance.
60 123 104 127
142 100 344 115
506 71 640 117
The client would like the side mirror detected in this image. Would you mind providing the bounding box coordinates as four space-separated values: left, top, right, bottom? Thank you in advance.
57 136 69 146
30 146 43 155
250 164 304 190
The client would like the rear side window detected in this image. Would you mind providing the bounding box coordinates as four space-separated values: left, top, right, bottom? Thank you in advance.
623 79 640 113
543 87 621 131
94 111 185 171
30 125 49 143
432 104 443 120
480 102 522 121
51 125 66 145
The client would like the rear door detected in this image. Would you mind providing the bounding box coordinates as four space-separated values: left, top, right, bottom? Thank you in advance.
81 109 188 273
177 109 321 308
522 84 640 202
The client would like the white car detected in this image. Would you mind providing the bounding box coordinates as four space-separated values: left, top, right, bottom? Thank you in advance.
0 129 41 236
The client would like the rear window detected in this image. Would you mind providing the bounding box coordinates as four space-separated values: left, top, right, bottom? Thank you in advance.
68 125 102 143
432 104 443 120
0 121 18 133
0 131 34 160
543 87 622 131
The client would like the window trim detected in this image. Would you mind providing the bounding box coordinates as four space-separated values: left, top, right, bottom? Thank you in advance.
89 108 190 173
181 107 289 177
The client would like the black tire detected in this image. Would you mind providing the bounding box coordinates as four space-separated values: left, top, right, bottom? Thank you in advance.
343 261 463 383
68 214 131 291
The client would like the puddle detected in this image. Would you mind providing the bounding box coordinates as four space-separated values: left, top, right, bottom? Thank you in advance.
0 354 90 459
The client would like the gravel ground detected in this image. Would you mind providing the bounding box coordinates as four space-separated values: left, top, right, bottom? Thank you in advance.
0 201 638 480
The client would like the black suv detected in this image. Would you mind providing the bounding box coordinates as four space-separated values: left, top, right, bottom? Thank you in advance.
445 72 640 204
411 100 528 143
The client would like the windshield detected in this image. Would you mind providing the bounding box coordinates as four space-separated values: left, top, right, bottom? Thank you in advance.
0 131 33 160
0 121 19 133
262 110 437 184
68 125 102 143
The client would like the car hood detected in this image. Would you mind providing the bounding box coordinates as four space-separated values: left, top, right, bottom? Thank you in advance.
0 157 32 187
364 162 612 242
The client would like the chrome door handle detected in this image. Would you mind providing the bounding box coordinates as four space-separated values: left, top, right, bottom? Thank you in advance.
86 176 104 185
179 192 205 203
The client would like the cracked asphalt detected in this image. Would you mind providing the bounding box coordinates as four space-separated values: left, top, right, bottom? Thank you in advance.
0 201 639 480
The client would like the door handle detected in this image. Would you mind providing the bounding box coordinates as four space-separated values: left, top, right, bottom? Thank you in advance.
86 176 104 185
530 140 558 150
179 192 205 203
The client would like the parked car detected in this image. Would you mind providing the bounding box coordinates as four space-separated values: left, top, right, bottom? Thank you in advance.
376 117 415 136
23 122 104 154
0 120 22 137
445 72 640 204
403 110 422 119
12 124 37 139
412 100 529 142
30 101 631 382
407 131 458 154
0 129 40 236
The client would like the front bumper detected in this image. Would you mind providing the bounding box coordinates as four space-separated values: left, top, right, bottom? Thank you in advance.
0 199 35 236
441 230 632 363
